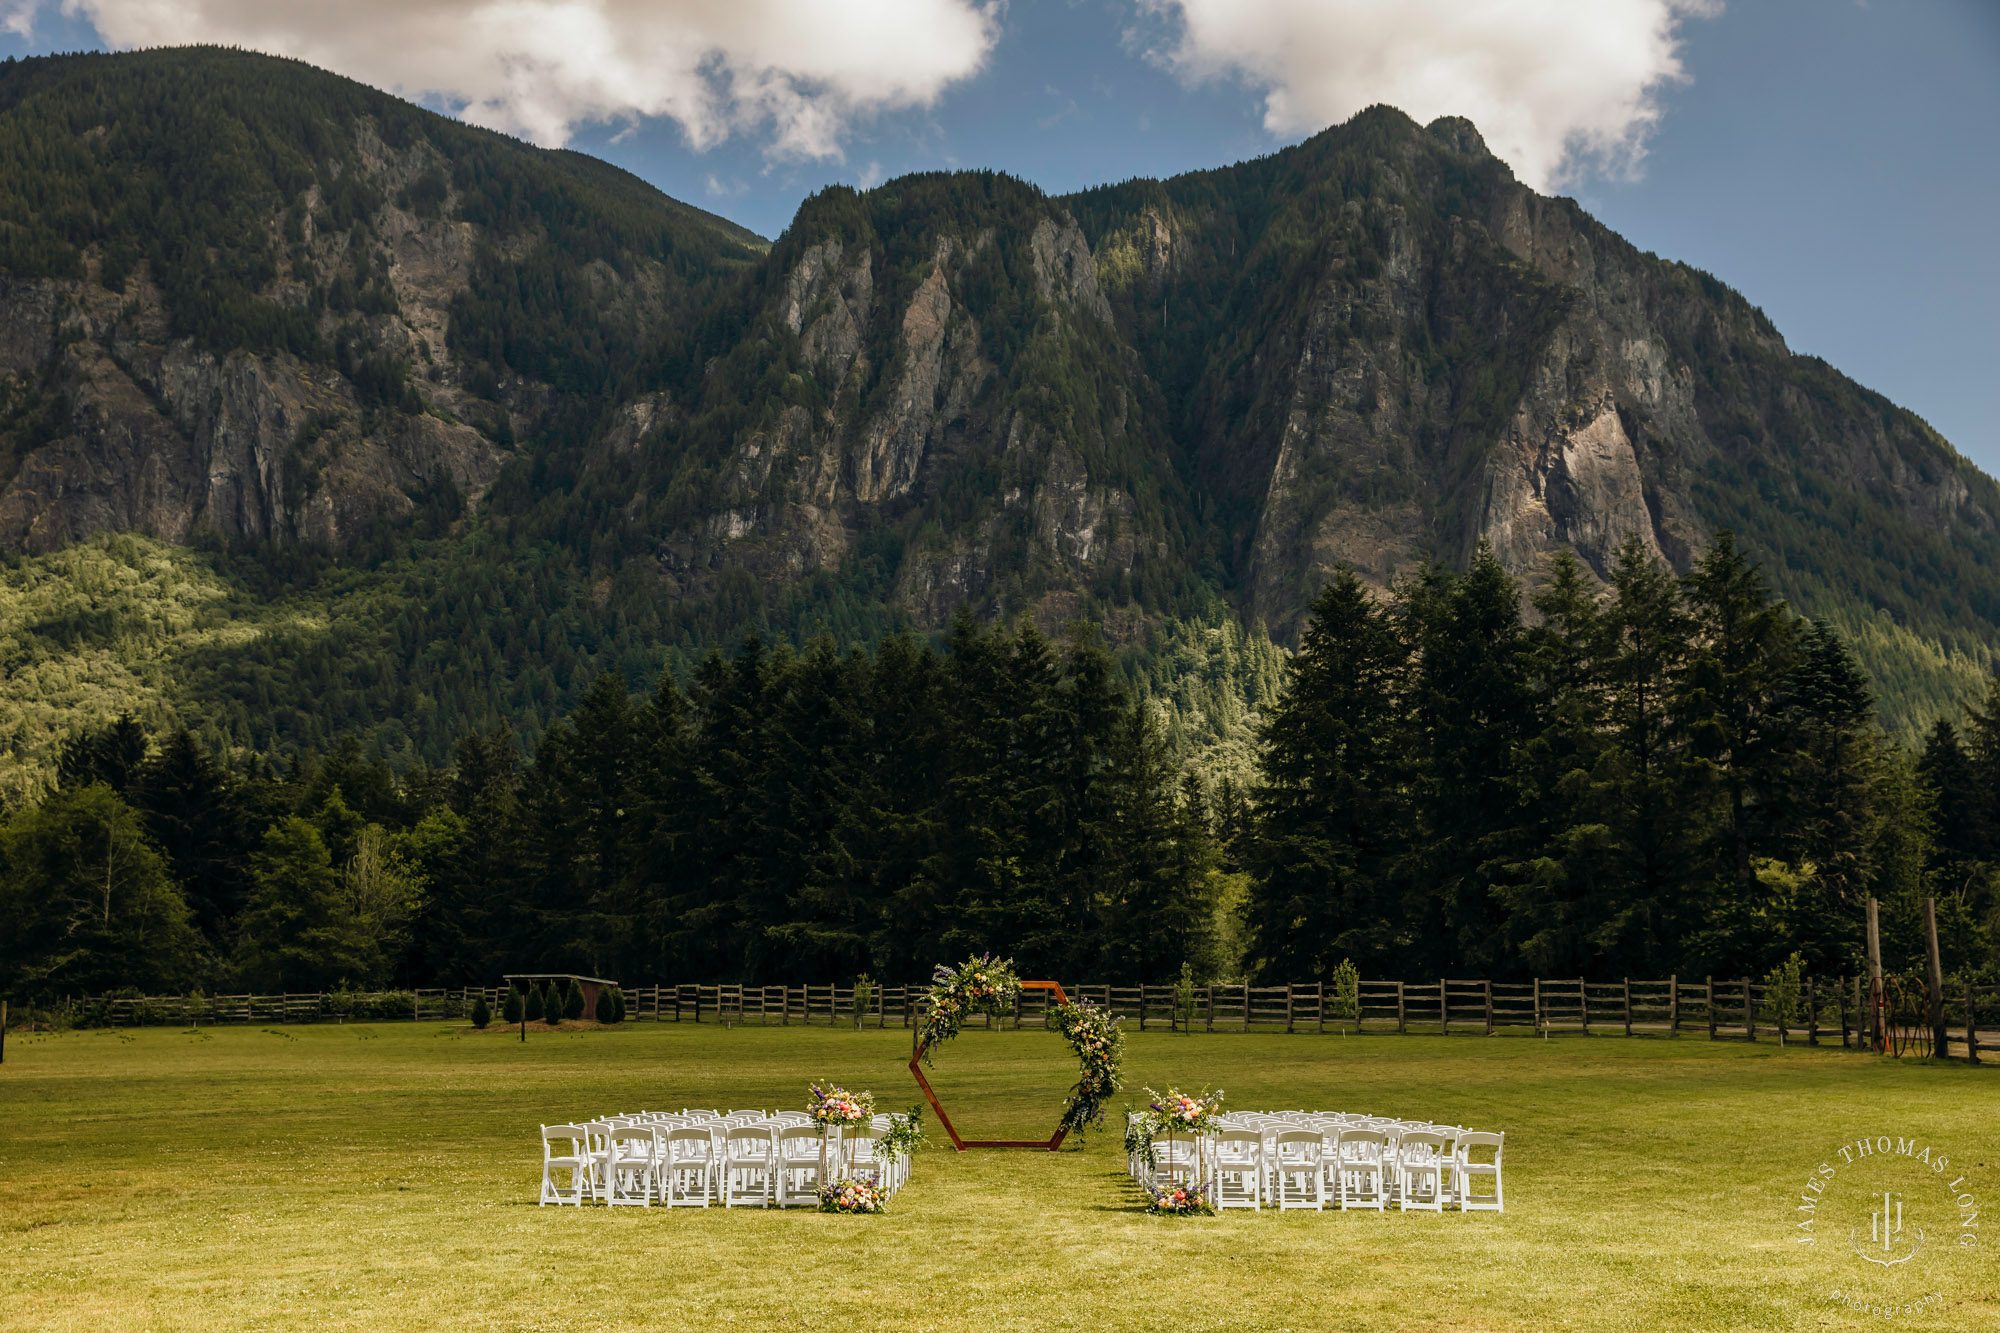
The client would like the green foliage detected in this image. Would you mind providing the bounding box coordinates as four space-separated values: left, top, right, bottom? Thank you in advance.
500 986 522 1025
469 991 491 1028
593 986 612 1023
562 982 584 1021
522 983 542 1023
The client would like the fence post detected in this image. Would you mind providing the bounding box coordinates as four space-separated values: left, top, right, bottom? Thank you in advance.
904 987 913 1029
1744 977 1755 1041
1315 983 1324 1034
1623 978 1632 1036
1669 975 1679 1036
1533 977 1542 1034
1205 985 1214 1034
1 999 6 1064
1967 980 1981 1064
1484 980 1493 1036
1706 977 1716 1040
1579 979 1589 1035
1396 981 1406 1035
1923 897 1948 1058
1285 985 1295 1034
1440 979 1449 1036
1866 896 1886 1053
1806 977 1818 1046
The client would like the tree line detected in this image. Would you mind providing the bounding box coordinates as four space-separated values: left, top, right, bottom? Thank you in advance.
3 536 1995 1001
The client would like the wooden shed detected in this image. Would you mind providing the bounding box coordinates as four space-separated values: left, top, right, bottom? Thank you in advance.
503 973 617 1017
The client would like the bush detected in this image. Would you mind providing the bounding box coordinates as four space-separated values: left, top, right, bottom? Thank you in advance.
471 993 492 1029
543 982 562 1027
502 987 523 1024
595 987 614 1023
365 991 415 1021
564 984 585 1021
612 986 627 1023
524 985 544 1022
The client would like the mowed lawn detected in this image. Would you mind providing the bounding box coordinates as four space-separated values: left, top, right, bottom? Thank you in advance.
0 1020 1994 1332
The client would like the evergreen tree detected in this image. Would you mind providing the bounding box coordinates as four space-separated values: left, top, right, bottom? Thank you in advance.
233 817 380 991
0 784 205 994
1246 568 1414 979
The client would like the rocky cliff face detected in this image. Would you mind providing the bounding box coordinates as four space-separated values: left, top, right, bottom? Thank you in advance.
4 53 1995 734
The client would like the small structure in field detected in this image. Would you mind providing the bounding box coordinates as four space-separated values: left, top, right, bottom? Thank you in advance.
503 973 617 1018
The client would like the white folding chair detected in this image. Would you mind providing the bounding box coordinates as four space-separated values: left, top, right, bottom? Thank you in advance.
539 1124 593 1206
1395 1131 1451 1212
1214 1129 1262 1210
723 1125 775 1208
1454 1131 1505 1212
661 1126 716 1206
1334 1128 1388 1210
604 1125 660 1206
775 1124 826 1208
1271 1129 1323 1210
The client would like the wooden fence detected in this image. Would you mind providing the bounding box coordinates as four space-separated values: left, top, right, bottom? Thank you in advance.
34 978 2000 1060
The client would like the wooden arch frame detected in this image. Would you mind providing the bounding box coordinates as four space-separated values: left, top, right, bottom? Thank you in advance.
908 980 1070 1151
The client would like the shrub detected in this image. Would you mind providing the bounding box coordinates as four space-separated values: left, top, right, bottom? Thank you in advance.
470 993 492 1029
543 982 562 1026
501 986 523 1024
564 984 585 1021
595 987 613 1023
524 985 544 1022
611 985 627 1022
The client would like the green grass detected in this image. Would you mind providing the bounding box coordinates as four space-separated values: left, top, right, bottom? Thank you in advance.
0 1021 1993 1331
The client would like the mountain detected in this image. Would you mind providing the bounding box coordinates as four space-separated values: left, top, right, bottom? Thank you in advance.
0 46 1994 792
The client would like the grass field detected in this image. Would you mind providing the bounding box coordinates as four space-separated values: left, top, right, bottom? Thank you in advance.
0 1020 1993 1332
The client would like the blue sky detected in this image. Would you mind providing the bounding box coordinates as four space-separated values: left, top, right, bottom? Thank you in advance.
5 1 1995 471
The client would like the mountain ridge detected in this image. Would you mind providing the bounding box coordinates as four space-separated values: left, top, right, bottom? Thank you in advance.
0 46 1992 783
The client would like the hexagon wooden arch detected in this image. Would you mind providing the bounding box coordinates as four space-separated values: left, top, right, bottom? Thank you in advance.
909 980 1070 1151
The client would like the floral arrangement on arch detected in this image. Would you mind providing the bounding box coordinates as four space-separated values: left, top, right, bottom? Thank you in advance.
1142 1176 1216 1216
916 953 1023 1061
807 1082 876 1127
1050 998 1124 1141
817 1177 887 1214
1123 1085 1225 1171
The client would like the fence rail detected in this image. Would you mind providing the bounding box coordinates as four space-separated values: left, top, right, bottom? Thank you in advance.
20 978 1999 1060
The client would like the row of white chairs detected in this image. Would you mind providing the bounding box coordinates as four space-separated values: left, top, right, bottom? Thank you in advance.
1129 1110 1503 1213
539 1109 915 1208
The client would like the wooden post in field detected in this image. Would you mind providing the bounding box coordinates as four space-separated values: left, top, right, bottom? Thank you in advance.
1440 979 1450 1036
1484 980 1493 1036
1967 980 1981 1064
1806 977 1818 1046
1623 978 1632 1036
1285 984 1295 1034
1866 896 1885 1053
1669 975 1679 1036
1315 983 1324 1034
1396 982 1406 1035
1706 977 1716 1039
1579 979 1589 1035
1533 977 1542 1034
1923 897 1948 1058
1206 985 1214 1034
1744 978 1755 1041
1 999 7 1063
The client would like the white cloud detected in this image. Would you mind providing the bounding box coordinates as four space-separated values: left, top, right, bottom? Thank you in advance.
52 0 1000 158
1136 0 1716 189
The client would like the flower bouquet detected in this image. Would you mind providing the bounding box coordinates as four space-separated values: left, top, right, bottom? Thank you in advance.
1142 1177 1216 1216
1125 1086 1225 1170
1050 999 1125 1140
806 1082 876 1127
818 1177 888 1214
917 953 1024 1060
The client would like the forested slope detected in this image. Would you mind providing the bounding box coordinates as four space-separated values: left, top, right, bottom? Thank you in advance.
1 48 1996 796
